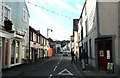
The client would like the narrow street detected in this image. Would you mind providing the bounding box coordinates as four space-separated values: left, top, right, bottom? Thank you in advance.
1 0 120 78
21 54 81 77
2 52 117 78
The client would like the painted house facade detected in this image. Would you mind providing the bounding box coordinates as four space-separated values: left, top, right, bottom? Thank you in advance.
73 19 79 56
2 0 29 68
78 0 120 74
29 26 49 62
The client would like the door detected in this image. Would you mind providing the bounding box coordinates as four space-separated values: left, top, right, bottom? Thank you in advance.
97 40 112 71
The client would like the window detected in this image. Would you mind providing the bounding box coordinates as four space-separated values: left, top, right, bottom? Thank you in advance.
37 36 39 43
30 31 33 41
89 39 92 58
4 7 9 20
85 20 88 37
85 6 87 15
33 32 36 42
23 8 27 22
36 35 39 43
3 4 11 21
39 35 41 44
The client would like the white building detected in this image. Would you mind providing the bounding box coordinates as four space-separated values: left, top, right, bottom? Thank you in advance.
56 44 62 52
78 0 120 74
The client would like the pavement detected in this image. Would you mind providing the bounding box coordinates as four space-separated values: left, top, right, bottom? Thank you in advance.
2 56 119 78
74 60 118 78
2 58 49 77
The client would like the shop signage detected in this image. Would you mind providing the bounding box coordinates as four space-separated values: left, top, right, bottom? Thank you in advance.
16 30 25 37
99 50 104 57
107 50 110 59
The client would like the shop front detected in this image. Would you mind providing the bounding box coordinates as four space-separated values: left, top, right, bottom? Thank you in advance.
1 30 26 68
1 31 14 68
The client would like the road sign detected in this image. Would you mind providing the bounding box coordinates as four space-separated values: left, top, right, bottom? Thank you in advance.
58 69 73 75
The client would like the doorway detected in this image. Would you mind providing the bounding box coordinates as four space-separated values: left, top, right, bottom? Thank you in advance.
97 39 112 71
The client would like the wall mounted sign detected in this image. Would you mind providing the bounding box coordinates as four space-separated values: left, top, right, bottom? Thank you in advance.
99 50 104 57
107 50 110 59
16 30 25 37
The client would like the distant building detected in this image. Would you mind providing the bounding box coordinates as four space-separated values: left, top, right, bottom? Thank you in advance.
78 0 120 74
48 38 56 56
29 26 49 62
73 19 79 55
56 43 62 53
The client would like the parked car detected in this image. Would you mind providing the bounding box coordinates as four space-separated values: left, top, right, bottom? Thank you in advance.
63 52 69 56
60 51 63 54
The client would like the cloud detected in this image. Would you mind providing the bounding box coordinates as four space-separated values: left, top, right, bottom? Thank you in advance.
27 0 84 40
35 0 82 14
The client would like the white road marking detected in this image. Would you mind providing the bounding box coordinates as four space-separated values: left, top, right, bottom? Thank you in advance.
58 69 73 75
60 56 63 62
54 66 57 71
48 74 52 78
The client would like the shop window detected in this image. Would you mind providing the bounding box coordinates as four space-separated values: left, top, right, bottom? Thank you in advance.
30 48 32 59
16 41 20 63
11 40 15 64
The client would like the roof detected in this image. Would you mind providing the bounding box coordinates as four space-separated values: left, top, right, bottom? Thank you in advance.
24 0 30 17
79 1 87 19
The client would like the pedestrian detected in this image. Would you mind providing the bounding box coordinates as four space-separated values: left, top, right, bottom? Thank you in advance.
71 48 75 64
80 49 88 70
75 51 78 63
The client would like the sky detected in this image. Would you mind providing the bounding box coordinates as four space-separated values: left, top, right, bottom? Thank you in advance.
25 0 85 41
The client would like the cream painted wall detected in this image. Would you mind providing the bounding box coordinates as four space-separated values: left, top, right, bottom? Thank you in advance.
74 31 79 55
98 2 118 35
86 0 96 32
82 8 87 38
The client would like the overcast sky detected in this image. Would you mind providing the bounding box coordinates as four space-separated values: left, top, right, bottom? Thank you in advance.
25 0 85 41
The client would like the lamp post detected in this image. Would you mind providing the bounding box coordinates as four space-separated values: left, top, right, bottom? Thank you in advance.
47 28 52 38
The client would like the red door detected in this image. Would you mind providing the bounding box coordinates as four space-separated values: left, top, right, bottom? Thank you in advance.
5 39 9 65
97 40 112 71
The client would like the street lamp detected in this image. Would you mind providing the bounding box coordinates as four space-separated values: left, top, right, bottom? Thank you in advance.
47 28 53 38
